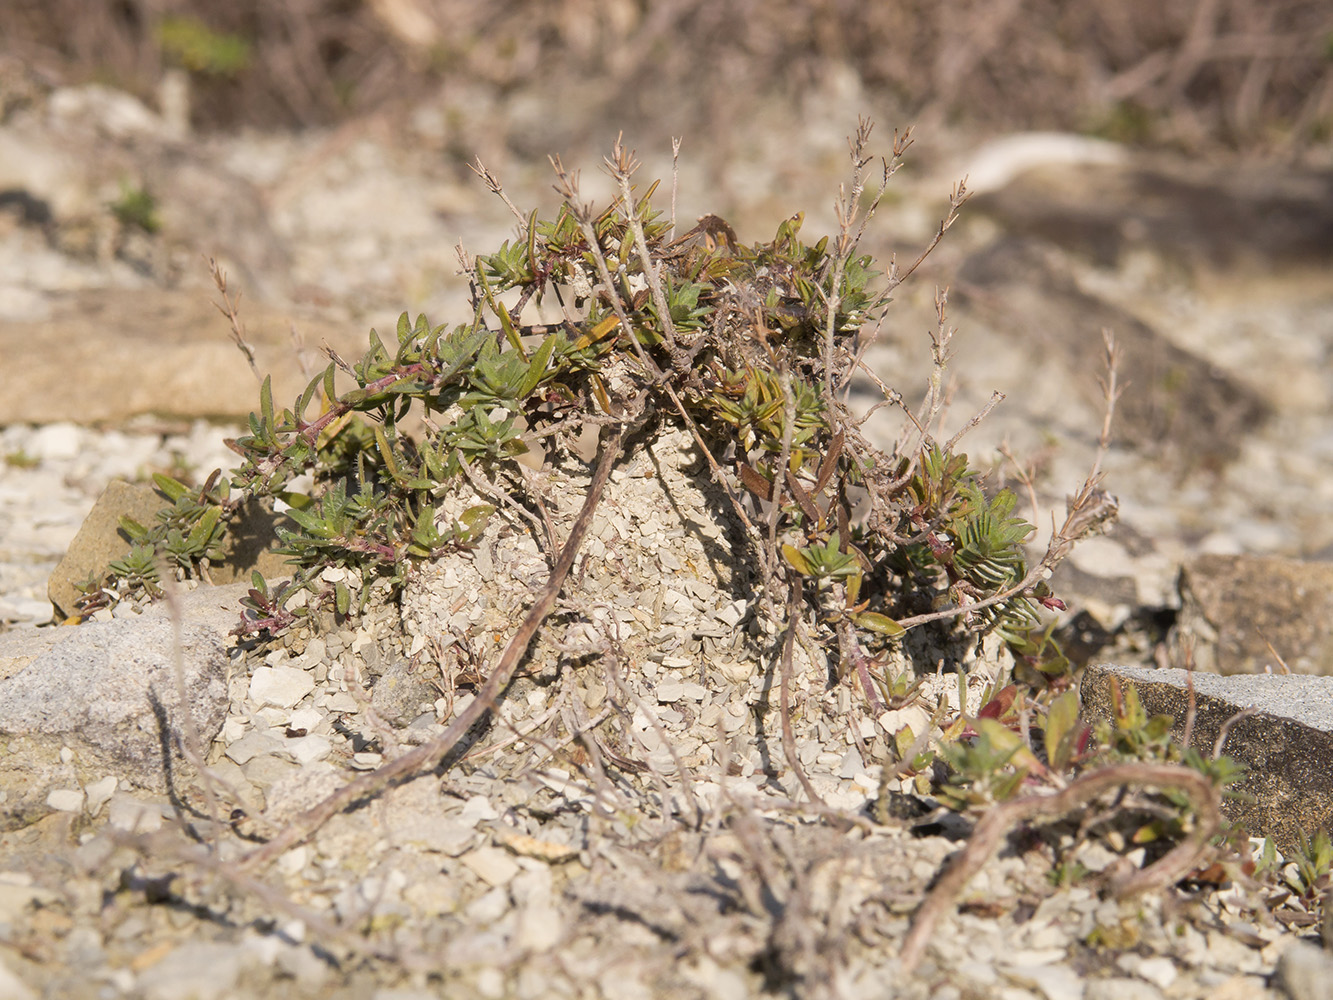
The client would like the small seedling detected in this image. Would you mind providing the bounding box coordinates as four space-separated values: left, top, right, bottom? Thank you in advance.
110 181 161 235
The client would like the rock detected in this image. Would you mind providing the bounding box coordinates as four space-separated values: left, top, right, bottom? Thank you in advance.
44 480 170 619
43 788 83 813
367 643 438 726
461 847 521 888
47 478 291 620
967 159 1333 275
0 288 367 426
955 235 1269 470
248 665 314 709
134 941 244 1000
1275 939 1333 1000
1080 663 1333 851
1084 978 1163 1000
0 956 36 1000
0 583 241 824
1173 554 1333 676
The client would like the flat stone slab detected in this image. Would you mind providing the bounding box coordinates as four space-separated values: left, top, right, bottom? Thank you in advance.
1081 662 1333 852
0 287 367 425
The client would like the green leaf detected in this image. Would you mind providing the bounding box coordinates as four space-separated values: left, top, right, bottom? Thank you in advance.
496 300 525 356
296 369 323 423
275 490 314 511
118 515 149 540
782 544 812 576
260 373 275 430
372 425 403 481
334 581 350 615
1045 689 1082 773
152 473 190 502
519 333 557 397
185 505 222 549
459 503 495 540
284 506 336 539
852 611 905 638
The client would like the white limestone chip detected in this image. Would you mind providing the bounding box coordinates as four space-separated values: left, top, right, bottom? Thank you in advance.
250 665 315 709
45 787 84 812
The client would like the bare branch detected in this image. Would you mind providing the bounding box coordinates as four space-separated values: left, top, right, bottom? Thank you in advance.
900 762 1222 973
241 424 630 870
469 157 528 226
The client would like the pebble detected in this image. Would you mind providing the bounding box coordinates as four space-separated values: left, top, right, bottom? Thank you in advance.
1000 963 1085 1000
136 942 243 1000
1084 979 1164 1000
1276 941 1333 1000
249 665 315 709
106 793 164 833
461 847 521 888
224 731 284 765
84 776 118 817
0 957 36 1000
44 788 84 812
287 734 332 765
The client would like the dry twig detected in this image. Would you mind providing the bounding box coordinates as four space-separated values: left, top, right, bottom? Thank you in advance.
900 761 1223 974
240 424 629 869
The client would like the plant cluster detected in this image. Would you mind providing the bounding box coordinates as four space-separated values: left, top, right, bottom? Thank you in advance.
87 125 1099 701
91 127 1257 922
69 126 1327 983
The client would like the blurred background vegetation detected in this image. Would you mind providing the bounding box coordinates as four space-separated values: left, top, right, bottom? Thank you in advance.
3 0 1331 159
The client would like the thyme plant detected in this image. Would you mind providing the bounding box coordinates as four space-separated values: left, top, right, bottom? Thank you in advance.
89 125 1096 690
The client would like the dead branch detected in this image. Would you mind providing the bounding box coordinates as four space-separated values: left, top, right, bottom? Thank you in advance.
240 424 628 870
899 761 1222 974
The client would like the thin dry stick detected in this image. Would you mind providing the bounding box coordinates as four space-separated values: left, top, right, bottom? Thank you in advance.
819 118 876 399
669 136 682 240
549 155 767 568
942 389 1005 455
240 426 627 870
765 352 799 594
469 158 528 226
997 439 1042 524
884 179 969 298
852 358 917 430
459 701 565 763
1180 672 1199 753
209 257 261 382
344 663 403 760
894 330 1123 632
778 580 829 810
899 761 1222 974
159 574 225 850
609 135 679 356
122 828 403 963
456 455 553 558
604 641 703 828
1213 706 1260 760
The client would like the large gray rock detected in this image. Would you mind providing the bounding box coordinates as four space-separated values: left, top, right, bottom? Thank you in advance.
1172 554 1333 676
954 235 1269 470
1081 662 1333 852
0 583 242 828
